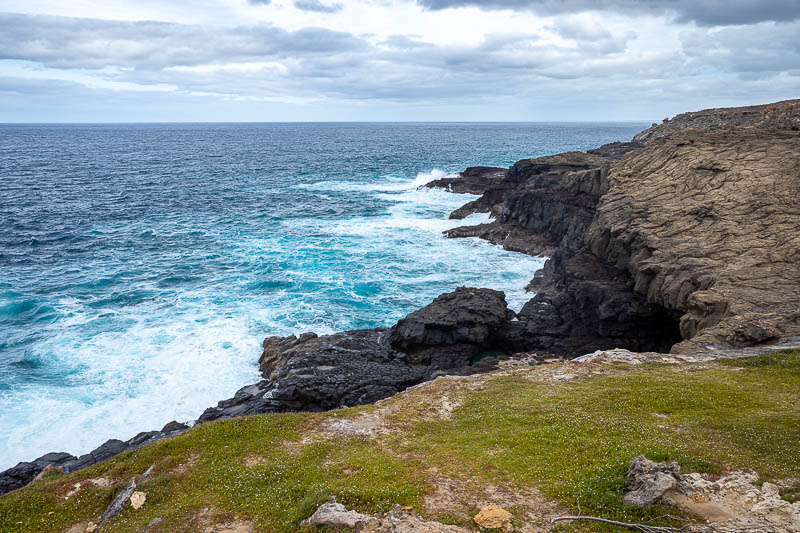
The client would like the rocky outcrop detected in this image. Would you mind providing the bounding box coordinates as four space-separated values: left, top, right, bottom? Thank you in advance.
587 128 800 352
200 287 516 423
623 455 690 506
432 99 800 356
0 421 187 496
0 452 75 496
424 166 507 194
633 99 800 142
201 328 425 421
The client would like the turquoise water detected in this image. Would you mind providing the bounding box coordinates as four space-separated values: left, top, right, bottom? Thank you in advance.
0 122 646 468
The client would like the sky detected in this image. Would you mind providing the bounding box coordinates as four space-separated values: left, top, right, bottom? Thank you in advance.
0 0 798 122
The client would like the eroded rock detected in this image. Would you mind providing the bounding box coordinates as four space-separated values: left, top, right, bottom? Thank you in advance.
201 287 518 423
430 100 800 357
388 287 513 359
301 501 376 529
624 455 690 506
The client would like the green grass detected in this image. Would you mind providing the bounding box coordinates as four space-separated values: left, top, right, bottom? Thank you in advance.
1 349 798 532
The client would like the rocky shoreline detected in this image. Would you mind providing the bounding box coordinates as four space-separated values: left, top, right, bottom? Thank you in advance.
3 99 799 497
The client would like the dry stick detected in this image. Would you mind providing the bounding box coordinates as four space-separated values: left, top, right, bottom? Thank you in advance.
550 515 710 533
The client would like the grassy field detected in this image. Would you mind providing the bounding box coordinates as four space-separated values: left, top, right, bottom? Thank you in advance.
1 349 798 532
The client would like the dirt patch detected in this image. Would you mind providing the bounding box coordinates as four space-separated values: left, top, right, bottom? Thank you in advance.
423 477 566 532
184 507 255 533
241 455 268 467
322 413 386 437
377 375 488 422
666 471 800 532
297 375 491 447
203 521 254 533
169 453 201 476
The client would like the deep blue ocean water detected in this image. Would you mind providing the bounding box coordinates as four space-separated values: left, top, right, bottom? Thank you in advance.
0 122 647 469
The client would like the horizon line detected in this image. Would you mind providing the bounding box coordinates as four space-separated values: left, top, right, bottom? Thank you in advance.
0 119 654 125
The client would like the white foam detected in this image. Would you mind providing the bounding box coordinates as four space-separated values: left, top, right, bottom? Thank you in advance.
297 169 457 193
0 168 545 470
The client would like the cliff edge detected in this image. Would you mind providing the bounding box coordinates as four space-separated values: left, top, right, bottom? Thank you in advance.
439 99 800 355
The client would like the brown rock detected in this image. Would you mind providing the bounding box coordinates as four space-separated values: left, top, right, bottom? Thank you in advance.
473 504 513 531
588 128 800 352
633 99 800 142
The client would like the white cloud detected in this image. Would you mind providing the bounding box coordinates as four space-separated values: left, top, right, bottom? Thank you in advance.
0 0 798 121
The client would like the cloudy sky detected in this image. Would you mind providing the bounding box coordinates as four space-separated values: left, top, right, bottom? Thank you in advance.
1 0 798 122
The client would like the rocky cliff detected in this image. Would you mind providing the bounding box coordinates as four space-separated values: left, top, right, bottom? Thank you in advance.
437 99 800 355
633 99 800 142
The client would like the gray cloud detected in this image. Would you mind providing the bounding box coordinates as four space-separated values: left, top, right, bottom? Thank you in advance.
547 19 634 54
248 0 271 4
0 13 365 70
681 21 800 77
415 0 800 26
0 11 798 121
294 0 343 13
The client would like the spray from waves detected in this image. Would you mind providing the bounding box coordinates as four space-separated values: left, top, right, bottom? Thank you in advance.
0 167 542 471
297 169 456 193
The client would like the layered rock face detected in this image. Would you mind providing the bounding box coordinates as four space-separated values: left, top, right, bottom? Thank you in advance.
588 129 800 352
633 99 800 142
435 148 683 355
436 100 800 355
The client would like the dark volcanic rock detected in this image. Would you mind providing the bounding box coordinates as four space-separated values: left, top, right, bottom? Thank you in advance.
202 328 426 421
0 420 189 495
201 288 517 423
388 287 512 354
0 452 75 495
424 166 507 194
430 151 616 260
445 221 556 256
433 100 800 356
500 251 682 355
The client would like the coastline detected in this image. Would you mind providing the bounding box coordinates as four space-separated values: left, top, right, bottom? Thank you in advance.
2 99 800 497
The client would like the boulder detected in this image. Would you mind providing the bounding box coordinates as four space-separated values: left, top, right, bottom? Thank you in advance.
424 166 507 194
623 455 690 506
0 452 75 495
388 287 513 354
301 501 375 529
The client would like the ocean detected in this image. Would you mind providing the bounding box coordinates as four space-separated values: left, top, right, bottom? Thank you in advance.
0 122 647 469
